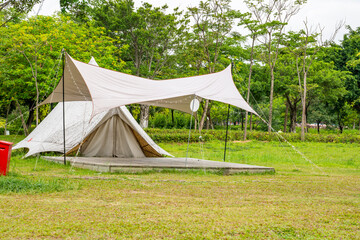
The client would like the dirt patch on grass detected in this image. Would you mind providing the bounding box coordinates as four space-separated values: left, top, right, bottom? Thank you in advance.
233 140 252 143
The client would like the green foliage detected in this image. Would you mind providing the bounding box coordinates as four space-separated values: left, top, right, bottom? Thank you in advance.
0 105 29 134
148 109 193 129
0 0 41 27
151 114 167 129
0 14 126 129
86 0 183 79
0 117 5 128
185 0 240 73
1 0 360 141
320 27 360 126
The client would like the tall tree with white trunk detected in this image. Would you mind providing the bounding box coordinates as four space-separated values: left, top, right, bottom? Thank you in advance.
187 0 240 132
284 20 343 140
244 0 305 133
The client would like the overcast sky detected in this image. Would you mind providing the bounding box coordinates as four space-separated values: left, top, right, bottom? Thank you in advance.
31 0 360 43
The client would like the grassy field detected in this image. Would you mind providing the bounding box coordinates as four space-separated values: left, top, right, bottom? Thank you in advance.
0 135 359 239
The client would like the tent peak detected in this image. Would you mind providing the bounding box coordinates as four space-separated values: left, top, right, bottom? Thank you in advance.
89 56 98 66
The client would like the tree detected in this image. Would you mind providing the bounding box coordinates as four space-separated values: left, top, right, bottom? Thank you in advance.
0 0 41 26
237 12 264 139
309 54 350 131
89 0 182 128
275 43 349 134
320 27 360 132
275 49 301 132
283 20 343 140
60 0 90 22
342 27 360 127
244 0 305 133
0 15 125 134
187 0 240 132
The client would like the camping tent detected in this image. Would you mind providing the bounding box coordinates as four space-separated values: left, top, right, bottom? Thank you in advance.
14 57 171 158
41 53 258 117
13 101 172 158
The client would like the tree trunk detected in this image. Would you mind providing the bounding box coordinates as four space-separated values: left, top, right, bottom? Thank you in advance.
33 53 39 127
171 109 174 126
301 73 307 141
35 76 39 126
305 101 311 133
244 113 249 138
241 112 244 131
4 101 11 135
15 100 29 136
207 111 214 130
268 66 275 133
289 103 297 133
284 100 288 132
317 121 320 134
129 105 133 116
194 116 197 131
244 36 256 141
26 107 34 131
249 113 253 131
140 104 149 128
337 112 343 134
287 96 300 133
199 99 209 132
22 50 39 127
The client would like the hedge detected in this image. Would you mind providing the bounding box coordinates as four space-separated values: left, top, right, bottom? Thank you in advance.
145 128 360 144
2 127 360 144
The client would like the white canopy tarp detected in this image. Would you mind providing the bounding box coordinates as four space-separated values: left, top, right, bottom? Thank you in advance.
13 101 172 158
41 53 258 117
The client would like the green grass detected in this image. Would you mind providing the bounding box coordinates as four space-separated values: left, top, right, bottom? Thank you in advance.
160 140 360 175
0 136 359 239
0 173 79 194
0 134 24 144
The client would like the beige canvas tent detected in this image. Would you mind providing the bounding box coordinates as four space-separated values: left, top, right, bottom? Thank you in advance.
13 101 172 158
14 57 172 158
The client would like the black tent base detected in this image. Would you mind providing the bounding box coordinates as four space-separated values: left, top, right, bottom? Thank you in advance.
43 157 275 175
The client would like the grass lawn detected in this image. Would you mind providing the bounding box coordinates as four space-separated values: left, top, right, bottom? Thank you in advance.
0 135 359 239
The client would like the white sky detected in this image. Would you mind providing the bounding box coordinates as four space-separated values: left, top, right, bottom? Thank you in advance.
31 0 360 43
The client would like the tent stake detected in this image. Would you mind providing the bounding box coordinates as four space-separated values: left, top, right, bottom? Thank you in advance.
223 104 230 162
62 49 66 165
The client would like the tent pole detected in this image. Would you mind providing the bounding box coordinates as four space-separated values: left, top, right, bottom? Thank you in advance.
223 104 230 162
62 49 66 165
224 62 235 162
186 95 196 167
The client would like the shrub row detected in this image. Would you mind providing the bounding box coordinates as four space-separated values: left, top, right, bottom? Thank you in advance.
2 127 360 144
145 128 360 143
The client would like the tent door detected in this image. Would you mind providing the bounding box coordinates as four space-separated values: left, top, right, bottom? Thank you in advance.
80 115 145 158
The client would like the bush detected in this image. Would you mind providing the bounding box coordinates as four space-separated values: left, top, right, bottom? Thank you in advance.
152 114 167 129
148 111 194 129
175 114 188 129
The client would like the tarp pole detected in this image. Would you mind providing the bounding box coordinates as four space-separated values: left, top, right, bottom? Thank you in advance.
62 49 66 165
186 95 196 167
223 104 230 162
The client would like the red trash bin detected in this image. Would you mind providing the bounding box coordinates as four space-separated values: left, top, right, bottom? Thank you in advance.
0 140 13 176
